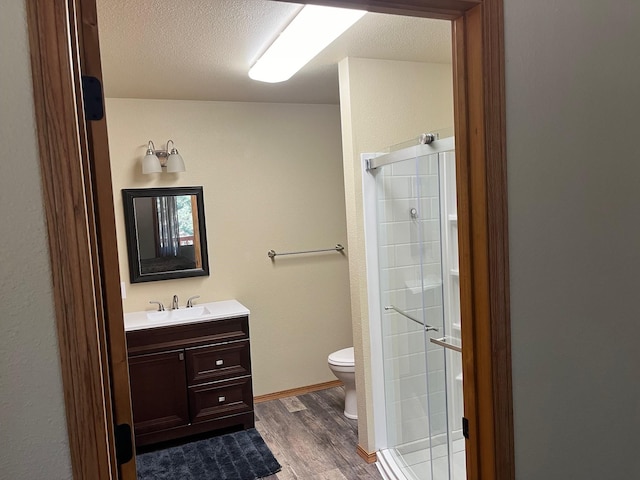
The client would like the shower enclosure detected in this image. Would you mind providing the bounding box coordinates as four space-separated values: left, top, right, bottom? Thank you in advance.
364 136 464 480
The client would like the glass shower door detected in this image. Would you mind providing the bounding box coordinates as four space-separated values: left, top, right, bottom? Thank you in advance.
436 149 466 480
374 138 463 480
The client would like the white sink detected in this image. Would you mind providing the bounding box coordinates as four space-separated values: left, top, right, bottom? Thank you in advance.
146 310 170 321
172 306 211 320
125 300 250 332
145 306 211 322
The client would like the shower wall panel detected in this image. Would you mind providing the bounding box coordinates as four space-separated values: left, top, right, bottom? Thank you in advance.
377 154 446 448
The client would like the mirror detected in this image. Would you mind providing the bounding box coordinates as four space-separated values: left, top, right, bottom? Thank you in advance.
122 186 209 283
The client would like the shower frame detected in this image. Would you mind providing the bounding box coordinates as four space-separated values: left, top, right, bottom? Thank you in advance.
25 0 511 479
363 137 461 476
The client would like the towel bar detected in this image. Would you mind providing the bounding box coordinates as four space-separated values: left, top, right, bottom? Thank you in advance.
268 244 344 259
430 336 462 353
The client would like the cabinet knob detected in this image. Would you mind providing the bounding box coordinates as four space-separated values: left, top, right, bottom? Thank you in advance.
178 352 184 361
215 359 224 366
218 396 226 403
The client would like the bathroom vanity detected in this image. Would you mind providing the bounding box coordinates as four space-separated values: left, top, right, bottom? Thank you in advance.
124 300 253 447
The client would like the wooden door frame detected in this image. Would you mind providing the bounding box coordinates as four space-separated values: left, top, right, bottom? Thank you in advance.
25 0 511 479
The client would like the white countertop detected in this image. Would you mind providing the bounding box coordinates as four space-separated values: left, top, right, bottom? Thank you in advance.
124 299 250 332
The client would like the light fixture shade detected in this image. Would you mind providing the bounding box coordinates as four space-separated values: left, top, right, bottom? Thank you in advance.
142 152 162 174
166 151 186 173
249 5 366 83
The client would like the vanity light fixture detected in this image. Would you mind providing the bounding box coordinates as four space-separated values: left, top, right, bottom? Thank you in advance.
142 140 186 174
248 5 366 83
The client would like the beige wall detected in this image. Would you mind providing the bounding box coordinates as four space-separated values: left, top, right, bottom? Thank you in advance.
105 98 352 396
338 57 454 450
0 1 72 479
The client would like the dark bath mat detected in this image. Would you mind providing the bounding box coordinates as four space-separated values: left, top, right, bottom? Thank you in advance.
136 428 281 480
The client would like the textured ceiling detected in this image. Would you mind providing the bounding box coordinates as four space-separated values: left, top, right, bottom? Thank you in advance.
97 0 452 104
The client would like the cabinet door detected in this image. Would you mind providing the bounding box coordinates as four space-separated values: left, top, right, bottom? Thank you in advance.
128 350 189 435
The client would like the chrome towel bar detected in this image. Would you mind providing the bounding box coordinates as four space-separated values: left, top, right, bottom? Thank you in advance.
384 305 439 332
268 244 344 259
430 336 462 353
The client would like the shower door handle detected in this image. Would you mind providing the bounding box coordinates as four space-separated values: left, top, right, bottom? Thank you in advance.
384 305 439 332
430 336 462 353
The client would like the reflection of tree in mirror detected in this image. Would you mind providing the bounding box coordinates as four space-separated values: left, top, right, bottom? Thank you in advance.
176 195 194 237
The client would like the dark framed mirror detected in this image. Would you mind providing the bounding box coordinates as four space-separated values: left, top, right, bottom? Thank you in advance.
122 186 209 283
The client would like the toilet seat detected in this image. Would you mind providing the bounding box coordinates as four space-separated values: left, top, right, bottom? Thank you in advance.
328 347 354 367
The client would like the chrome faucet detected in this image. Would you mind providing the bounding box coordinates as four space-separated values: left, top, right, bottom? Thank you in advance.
186 295 200 308
171 295 179 310
149 300 165 312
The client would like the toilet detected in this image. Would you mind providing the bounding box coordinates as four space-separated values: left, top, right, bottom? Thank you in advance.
328 347 357 419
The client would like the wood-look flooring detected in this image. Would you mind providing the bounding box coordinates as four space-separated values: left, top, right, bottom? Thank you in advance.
255 386 383 479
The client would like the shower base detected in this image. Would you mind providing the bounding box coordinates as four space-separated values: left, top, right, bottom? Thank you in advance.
377 438 466 480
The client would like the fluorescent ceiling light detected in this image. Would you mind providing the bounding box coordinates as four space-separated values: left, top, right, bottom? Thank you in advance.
249 5 366 83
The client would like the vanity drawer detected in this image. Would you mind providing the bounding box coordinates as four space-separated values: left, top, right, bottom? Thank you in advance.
186 340 251 385
188 377 253 423
127 316 249 355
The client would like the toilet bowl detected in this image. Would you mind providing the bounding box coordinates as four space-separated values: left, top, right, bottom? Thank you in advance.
328 347 357 419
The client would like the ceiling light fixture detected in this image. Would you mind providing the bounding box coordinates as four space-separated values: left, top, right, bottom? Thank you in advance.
142 140 186 174
249 5 366 83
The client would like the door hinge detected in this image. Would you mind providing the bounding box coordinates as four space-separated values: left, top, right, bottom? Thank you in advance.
114 423 133 465
81 75 104 121
462 417 469 439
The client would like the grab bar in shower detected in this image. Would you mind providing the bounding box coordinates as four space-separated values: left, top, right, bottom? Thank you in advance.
384 305 439 332
430 336 462 353
268 244 345 259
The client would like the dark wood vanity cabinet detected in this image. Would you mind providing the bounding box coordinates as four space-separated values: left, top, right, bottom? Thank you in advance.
126 316 254 447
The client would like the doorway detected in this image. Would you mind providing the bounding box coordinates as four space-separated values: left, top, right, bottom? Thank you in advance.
99 3 456 474
25 1 512 479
